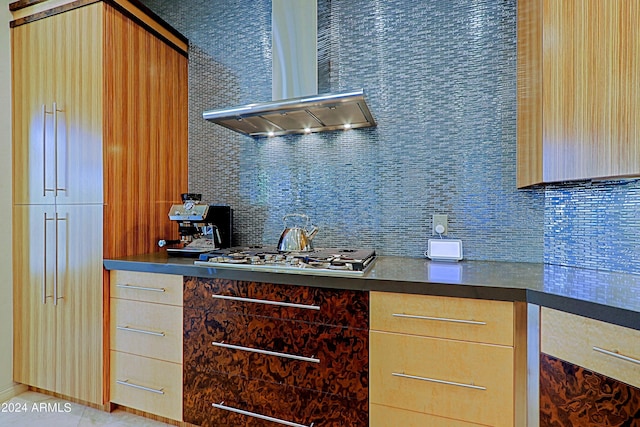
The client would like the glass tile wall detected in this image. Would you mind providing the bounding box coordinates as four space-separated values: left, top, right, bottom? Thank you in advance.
140 0 640 274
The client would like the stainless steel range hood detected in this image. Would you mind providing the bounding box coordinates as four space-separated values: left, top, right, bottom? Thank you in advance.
202 0 376 138
203 89 375 137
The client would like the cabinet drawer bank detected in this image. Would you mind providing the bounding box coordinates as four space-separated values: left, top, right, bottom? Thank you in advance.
109 270 184 422
370 292 525 426
183 276 369 427
104 256 640 426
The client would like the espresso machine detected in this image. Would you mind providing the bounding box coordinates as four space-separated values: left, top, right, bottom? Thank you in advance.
159 193 232 256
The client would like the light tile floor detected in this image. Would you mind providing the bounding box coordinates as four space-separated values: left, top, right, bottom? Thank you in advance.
0 391 173 426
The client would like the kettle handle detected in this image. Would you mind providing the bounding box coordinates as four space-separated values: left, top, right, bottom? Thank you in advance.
283 213 310 227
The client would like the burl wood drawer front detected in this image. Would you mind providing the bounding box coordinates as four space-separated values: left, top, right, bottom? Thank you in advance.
370 404 486 427
540 353 640 427
111 350 182 422
370 291 514 346
541 307 640 389
110 271 183 306
184 310 368 400
370 331 514 427
111 298 182 363
183 366 367 427
184 276 368 329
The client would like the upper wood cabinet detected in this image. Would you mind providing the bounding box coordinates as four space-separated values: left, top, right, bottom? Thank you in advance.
517 0 640 188
11 0 188 257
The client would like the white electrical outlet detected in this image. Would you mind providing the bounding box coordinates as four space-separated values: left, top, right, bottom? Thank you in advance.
432 214 448 235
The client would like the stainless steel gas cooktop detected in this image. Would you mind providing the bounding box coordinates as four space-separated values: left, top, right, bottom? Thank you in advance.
194 247 376 276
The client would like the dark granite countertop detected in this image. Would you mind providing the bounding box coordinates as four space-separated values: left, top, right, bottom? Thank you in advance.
104 252 640 331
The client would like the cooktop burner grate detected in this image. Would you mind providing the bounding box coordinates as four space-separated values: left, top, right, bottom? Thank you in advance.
194 246 376 276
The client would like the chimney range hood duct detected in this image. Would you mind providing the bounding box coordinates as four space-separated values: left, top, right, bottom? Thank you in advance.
202 0 376 138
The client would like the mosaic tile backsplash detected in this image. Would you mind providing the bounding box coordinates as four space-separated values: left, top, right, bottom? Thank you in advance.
545 180 640 274
140 0 639 273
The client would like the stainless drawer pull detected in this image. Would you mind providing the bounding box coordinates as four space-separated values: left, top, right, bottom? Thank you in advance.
116 284 166 293
212 402 313 427
117 325 165 337
392 313 487 326
593 346 640 366
211 294 320 311
116 379 164 395
392 372 487 391
211 341 320 364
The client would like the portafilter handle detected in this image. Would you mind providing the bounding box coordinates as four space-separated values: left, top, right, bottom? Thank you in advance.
158 239 181 247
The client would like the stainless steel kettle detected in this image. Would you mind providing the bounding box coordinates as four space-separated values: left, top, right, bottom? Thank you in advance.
277 214 319 252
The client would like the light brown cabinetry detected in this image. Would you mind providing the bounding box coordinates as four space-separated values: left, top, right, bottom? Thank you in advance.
12 8 103 403
370 292 528 426
13 204 103 400
517 0 640 187
12 5 103 206
11 0 188 405
109 271 183 421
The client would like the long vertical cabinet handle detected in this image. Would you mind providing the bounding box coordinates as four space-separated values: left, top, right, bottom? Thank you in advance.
42 211 58 305
43 212 53 304
52 103 66 195
42 104 55 197
54 212 67 306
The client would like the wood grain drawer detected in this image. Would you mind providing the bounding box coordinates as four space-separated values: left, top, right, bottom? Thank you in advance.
183 366 367 427
541 307 640 389
184 310 368 400
111 271 183 306
110 350 182 422
370 404 485 427
184 276 368 328
110 298 182 363
371 291 514 346
370 331 514 426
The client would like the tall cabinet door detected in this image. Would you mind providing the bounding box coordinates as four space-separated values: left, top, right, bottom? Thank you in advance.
12 16 57 205
51 4 104 205
13 203 104 403
55 204 104 403
13 205 58 390
12 4 104 206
